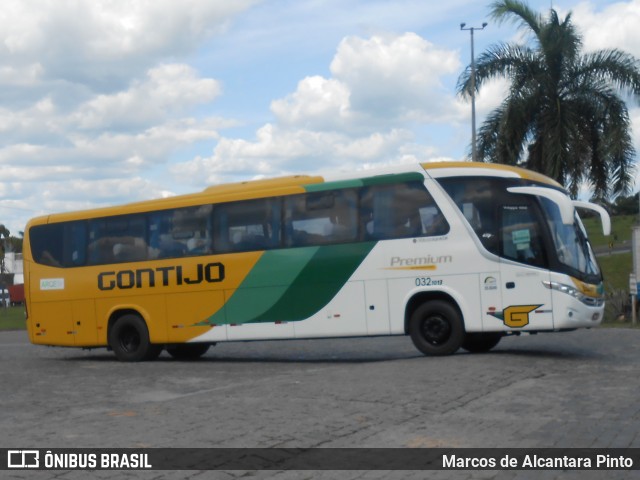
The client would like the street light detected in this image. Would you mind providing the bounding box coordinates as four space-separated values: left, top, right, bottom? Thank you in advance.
460 21 487 163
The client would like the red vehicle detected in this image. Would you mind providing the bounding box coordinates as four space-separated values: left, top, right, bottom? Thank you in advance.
8 284 24 306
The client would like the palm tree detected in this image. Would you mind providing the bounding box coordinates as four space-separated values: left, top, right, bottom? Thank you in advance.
457 0 640 198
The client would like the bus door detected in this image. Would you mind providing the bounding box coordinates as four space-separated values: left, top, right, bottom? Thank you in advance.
497 203 553 331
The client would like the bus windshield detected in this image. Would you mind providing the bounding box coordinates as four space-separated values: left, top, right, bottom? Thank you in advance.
539 198 600 278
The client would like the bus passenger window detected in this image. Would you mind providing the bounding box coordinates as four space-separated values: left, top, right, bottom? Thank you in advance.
64 222 87 266
361 181 448 240
29 222 87 268
149 205 213 259
30 223 65 267
88 215 148 264
214 198 281 253
436 177 499 254
284 190 357 247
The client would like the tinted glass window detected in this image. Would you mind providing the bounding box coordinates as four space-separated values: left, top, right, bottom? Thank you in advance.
30 223 65 267
438 176 550 268
88 214 147 264
437 177 500 253
29 221 86 268
285 190 357 247
500 204 547 268
214 198 281 253
29 178 450 267
149 205 212 259
360 181 448 240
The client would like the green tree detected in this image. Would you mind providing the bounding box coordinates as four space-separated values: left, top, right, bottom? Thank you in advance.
613 193 639 215
457 0 640 198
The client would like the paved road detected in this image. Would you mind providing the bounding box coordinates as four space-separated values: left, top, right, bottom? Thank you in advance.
1 328 640 480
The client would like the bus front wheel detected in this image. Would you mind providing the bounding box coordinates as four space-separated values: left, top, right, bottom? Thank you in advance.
109 314 162 362
409 300 464 356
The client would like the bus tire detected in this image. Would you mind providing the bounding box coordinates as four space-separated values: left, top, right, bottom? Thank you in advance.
409 300 464 356
461 332 502 353
109 314 162 362
166 343 211 360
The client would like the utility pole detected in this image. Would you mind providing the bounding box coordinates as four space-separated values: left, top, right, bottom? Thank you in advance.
460 22 487 163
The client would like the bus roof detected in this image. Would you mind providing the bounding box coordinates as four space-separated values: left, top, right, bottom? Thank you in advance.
422 161 563 188
27 161 562 226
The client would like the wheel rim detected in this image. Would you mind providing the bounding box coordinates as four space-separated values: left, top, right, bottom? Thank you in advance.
119 326 141 353
421 314 451 345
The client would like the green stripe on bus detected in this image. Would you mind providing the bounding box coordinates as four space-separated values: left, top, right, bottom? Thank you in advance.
360 172 424 186
202 242 376 326
303 172 424 193
204 247 317 326
304 179 363 192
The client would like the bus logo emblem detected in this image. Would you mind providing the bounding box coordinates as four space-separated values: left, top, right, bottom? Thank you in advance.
488 304 540 328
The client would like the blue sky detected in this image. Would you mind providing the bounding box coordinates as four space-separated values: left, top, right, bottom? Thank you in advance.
0 0 638 234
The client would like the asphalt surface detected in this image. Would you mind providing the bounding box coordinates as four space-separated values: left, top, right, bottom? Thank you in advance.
1 327 640 480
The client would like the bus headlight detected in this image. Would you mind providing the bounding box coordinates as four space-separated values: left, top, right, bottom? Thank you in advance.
542 281 604 307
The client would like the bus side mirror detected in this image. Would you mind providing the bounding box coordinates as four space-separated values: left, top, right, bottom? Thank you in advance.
573 200 611 236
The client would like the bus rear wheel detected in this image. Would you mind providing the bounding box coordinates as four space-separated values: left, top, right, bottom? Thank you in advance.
166 343 211 360
409 300 464 356
109 314 162 362
461 333 502 353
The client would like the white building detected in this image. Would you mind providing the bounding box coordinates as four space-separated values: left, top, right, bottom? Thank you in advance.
3 252 23 284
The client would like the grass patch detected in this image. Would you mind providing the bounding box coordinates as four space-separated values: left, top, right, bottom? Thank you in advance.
0 306 27 331
597 251 639 326
598 251 632 292
582 214 636 249
589 215 638 326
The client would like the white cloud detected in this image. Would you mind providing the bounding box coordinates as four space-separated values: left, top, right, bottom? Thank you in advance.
272 33 467 131
271 76 351 130
72 64 222 130
175 123 444 187
0 64 44 86
0 0 258 90
0 64 227 174
474 77 510 117
330 33 462 122
0 1 255 233
573 1 640 57
176 32 464 188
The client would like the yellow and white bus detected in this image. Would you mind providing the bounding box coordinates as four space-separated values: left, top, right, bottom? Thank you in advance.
23 162 610 361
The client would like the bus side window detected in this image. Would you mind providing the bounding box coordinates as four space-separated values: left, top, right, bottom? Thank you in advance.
361 181 448 240
29 221 86 268
437 177 498 254
88 215 148 265
149 205 213 259
30 223 64 267
284 190 357 247
64 222 87 266
214 198 281 253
